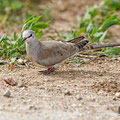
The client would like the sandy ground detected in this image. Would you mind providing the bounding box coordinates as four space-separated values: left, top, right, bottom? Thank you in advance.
0 0 120 120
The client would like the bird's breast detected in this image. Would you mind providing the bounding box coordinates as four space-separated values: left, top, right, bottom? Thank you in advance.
26 43 38 62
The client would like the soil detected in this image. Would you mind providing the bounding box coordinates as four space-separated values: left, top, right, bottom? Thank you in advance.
0 0 120 120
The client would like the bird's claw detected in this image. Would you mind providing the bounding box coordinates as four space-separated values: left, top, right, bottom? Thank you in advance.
39 67 55 75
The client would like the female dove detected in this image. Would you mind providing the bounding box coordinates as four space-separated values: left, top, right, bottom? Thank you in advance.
22 30 89 74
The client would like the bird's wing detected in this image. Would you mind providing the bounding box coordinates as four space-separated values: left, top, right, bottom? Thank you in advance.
68 36 85 43
37 40 79 66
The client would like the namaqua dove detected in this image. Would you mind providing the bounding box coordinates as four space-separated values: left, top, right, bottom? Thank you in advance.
22 30 89 74
22 30 120 74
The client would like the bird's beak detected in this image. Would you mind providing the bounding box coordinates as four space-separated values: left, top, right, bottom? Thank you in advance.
21 37 27 43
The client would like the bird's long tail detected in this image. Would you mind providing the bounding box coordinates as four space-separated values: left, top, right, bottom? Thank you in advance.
83 43 120 50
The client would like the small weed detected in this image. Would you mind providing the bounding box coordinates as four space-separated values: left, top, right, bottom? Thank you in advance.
0 15 49 64
68 57 83 67
0 0 53 26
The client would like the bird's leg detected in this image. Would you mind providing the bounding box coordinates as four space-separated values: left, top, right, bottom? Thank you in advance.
39 67 55 75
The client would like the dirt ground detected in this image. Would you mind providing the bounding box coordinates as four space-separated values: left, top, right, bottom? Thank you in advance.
0 0 120 120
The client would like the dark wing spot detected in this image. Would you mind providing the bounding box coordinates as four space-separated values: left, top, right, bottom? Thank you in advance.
57 51 64 56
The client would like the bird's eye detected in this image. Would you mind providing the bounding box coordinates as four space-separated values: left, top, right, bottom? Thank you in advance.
27 34 33 39
27 34 32 38
30 34 32 37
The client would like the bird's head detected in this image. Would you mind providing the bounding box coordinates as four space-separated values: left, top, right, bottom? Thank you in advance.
22 30 36 43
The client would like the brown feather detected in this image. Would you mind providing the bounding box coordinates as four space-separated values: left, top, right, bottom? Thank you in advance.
68 36 85 43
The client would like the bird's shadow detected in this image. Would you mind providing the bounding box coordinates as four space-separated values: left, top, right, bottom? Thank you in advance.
43 69 119 80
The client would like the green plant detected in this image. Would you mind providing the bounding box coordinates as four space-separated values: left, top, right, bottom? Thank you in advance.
0 0 24 12
104 0 120 10
55 28 76 41
55 0 120 56
0 0 53 26
0 16 49 63
22 15 49 39
68 57 83 67
0 0 24 25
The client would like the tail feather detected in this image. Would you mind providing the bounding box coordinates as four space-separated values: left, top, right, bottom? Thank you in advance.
69 36 120 50
83 44 120 50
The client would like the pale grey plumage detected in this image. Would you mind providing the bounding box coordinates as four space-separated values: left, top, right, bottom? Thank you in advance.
22 30 89 67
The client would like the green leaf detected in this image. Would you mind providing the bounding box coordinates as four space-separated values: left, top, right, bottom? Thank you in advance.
84 6 98 20
104 48 120 55
89 27 97 37
25 15 35 24
90 31 107 43
17 37 22 47
90 32 103 43
14 32 17 41
55 30 64 40
99 31 107 43
25 16 42 25
10 2 24 11
87 23 93 37
90 36 101 43
99 20 120 31
64 33 71 41
70 29 76 38
103 15 118 25
84 6 91 20
75 28 86 36
0 35 9 42
94 32 103 37
25 23 34 30
10 57 17 64
78 20 88 28
32 22 49 29
36 31 42 39
47 36 55 40
2 44 7 49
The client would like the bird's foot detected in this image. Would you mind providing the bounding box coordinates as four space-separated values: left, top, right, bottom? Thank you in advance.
39 67 55 75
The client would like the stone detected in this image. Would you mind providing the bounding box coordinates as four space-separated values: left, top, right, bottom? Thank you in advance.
115 92 120 98
4 90 11 97
76 95 83 100
18 80 25 87
64 90 71 95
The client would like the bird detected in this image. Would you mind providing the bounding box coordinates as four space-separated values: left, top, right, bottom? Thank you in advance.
22 30 89 74
22 30 120 74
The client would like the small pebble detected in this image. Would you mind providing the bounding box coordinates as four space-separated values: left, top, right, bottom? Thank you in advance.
72 104 77 107
4 90 11 97
27 99 32 102
64 90 71 95
17 58 23 64
115 92 120 98
29 105 36 110
113 97 117 101
76 95 83 100
44 78 49 82
18 80 25 87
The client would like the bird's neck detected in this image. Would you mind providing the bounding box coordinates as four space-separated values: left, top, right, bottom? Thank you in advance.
26 39 41 61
